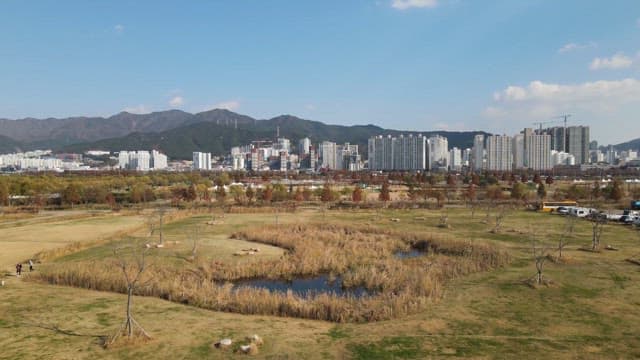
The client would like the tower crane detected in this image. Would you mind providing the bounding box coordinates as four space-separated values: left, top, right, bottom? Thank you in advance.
532 114 572 132
552 114 571 129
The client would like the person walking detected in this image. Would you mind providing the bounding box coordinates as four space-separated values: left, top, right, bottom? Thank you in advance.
16 263 22 276
28 259 34 272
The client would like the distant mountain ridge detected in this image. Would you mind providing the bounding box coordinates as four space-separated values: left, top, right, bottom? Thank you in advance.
0 109 493 159
59 113 492 159
613 138 640 152
11 109 638 161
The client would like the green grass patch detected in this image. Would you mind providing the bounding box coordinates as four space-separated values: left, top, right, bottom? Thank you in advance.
327 326 350 340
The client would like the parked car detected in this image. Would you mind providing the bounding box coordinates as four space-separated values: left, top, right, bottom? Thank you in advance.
569 207 590 218
556 206 570 215
601 212 624 221
620 215 640 225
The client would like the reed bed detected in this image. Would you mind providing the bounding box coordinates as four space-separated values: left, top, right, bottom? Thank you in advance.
31 223 510 322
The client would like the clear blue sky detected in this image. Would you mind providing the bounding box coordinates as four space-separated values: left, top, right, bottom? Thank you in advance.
1 0 639 144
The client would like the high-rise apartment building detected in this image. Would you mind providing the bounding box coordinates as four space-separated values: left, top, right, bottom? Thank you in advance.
319 141 338 170
192 152 212 170
566 126 590 165
449 147 462 171
151 150 168 170
523 128 551 170
544 125 590 165
428 135 448 169
298 137 311 155
368 135 395 171
486 135 513 171
512 134 524 169
250 148 262 171
472 134 484 171
368 134 428 171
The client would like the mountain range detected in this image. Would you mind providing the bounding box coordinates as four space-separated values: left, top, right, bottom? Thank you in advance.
1 109 636 160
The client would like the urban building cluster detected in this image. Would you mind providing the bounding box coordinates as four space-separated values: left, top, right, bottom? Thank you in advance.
117 150 168 171
0 150 87 171
368 134 463 171
472 126 591 171
195 137 362 172
2 124 639 173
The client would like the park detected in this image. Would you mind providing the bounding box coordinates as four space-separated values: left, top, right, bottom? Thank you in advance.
1 172 640 358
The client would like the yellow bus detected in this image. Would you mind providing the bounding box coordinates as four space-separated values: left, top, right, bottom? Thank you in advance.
539 200 578 212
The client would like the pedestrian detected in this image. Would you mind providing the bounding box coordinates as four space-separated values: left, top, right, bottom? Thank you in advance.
28 259 34 272
16 263 22 276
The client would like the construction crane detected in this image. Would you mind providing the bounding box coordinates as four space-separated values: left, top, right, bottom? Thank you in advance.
552 114 571 128
532 114 572 132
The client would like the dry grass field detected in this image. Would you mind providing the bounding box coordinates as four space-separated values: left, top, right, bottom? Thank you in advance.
2 206 640 359
0 211 146 273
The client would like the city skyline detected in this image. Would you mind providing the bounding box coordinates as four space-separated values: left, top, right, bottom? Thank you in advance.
1 1 639 145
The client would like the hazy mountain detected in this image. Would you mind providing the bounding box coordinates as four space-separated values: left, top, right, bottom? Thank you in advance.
0 110 192 146
1 109 490 159
614 138 640 151
0 135 23 154
62 112 488 159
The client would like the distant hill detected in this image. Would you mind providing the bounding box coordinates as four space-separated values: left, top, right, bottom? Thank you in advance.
62 112 488 159
614 138 640 151
0 135 23 154
1 109 488 159
0 110 193 147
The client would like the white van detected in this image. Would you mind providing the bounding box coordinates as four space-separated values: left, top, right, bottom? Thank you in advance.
569 207 590 218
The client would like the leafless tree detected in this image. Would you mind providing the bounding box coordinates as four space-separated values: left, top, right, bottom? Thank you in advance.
108 243 153 344
531 232 551 285
190 225 200 259
145 208 169 245
591 216 606 251
490 205 508 233
558 215 577 258
469 201 478 219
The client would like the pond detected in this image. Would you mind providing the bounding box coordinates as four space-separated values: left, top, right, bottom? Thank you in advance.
233 274 372 298
394 249 425 259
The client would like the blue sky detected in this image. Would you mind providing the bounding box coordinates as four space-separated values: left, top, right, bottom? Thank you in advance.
1 0 639 144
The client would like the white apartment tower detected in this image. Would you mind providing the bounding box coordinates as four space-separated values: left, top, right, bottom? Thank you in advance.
151 150 168 170
368 134 428 171
486 135 513 171
512 134 524 169
523 128 551 170
428 135 448 169
449 147 462 171
319 141 338 170
192 152 212 170
298 137 311 155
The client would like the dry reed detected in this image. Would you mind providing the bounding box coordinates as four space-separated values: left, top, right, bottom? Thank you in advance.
31 223 509 322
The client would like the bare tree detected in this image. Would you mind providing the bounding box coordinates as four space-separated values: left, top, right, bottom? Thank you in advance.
531 232 551 285
591 216 606 251
109 243 153 344
490 205 508 233
469 201 478 219
190 225 200 259
558 215 577 259
157 208 167 245
146 208 168 245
